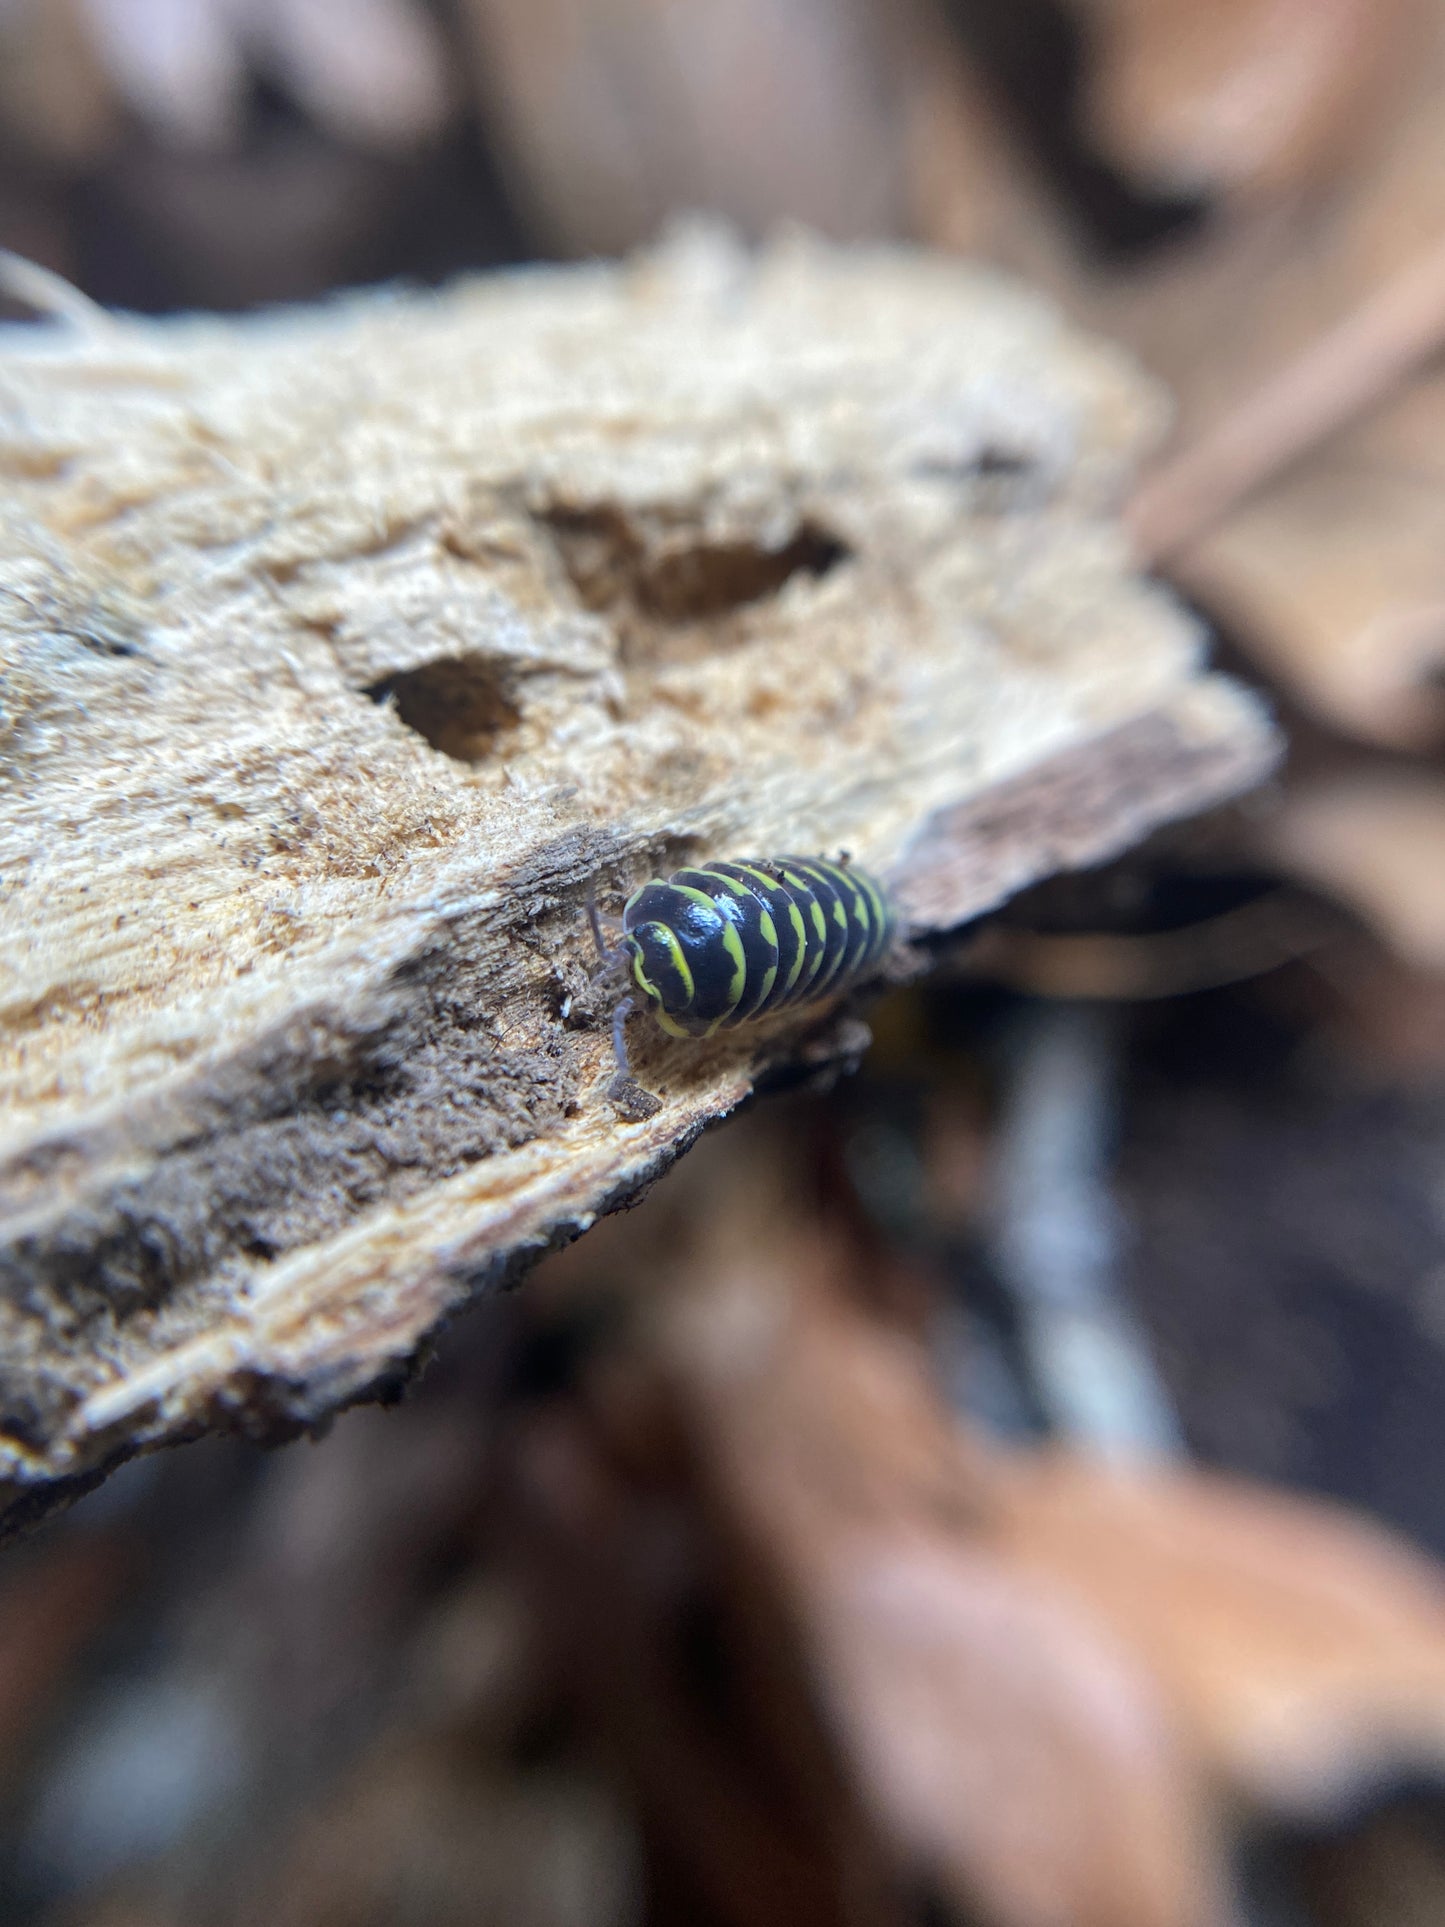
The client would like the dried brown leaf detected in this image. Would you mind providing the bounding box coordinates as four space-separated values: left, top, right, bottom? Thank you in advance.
807 1530 1221 1927
1263 768 1445 969
1097 8 1445 745
1072 3 1445 431
664 1242 1227 1927
910 3 1445 745
1072 0 1415 201
1162 379 1445 746
997 1453 1445 1819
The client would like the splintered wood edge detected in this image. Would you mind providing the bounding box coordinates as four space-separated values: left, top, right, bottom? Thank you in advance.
891 678 1274 931
0 674 1274 1528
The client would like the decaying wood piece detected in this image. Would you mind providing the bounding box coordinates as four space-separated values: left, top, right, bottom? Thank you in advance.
0 226 1274 1522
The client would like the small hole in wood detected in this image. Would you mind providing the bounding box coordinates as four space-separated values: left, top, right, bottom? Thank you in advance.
634 523 849 624
537 503 851 665
366 654 522 762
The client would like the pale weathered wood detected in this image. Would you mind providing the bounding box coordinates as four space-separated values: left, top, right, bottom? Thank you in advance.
0 226 1274 1523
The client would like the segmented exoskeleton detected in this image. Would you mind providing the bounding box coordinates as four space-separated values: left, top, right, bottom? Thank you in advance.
590 856 893 1100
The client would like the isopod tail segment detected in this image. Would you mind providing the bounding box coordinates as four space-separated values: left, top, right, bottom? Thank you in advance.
592 856 893 1109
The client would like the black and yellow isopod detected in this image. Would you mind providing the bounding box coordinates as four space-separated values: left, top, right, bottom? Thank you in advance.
591 856 893 1102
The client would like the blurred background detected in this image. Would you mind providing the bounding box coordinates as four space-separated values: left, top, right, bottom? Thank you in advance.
4 2 1445 1923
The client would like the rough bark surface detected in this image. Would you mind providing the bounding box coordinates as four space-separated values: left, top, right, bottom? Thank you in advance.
0 227 1274 1522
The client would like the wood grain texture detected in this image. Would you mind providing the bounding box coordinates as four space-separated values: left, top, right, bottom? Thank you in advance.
0 226 1274 1522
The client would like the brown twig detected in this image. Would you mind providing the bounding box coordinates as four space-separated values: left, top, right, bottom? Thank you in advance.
1126 231 1445 563
961 891 1340 1001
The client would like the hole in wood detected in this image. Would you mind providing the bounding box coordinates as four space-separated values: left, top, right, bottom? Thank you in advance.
911 443 1035 482
538 503 850 664
635 524 849 623
366 654 522 762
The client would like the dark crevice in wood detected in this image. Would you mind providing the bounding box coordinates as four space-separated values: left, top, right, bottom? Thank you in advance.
536 503 850 664
366 654 524 761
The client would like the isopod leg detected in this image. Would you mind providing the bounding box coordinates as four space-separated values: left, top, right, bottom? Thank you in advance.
606 995 638 1100
586 890 614 962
